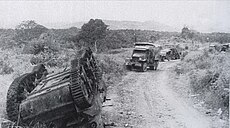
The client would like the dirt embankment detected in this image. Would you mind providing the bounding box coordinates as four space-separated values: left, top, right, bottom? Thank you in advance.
102 59 228 128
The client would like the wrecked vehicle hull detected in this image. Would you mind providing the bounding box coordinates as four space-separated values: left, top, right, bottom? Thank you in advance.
6 48 106 128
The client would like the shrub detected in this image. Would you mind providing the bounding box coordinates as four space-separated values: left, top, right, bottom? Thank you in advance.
180 48 229 116
188 69 212 93
0 62 14 75
0 54 14 75
97 55 125 76
30 49 77 69
95 54 126 88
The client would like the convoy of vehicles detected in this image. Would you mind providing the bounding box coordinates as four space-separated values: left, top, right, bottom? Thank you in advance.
125 42 182 72
209 43 230 52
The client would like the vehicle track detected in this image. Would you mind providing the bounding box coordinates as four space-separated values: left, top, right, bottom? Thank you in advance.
115 60 212 128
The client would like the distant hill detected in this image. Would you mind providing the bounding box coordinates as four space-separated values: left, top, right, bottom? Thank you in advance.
103 20 179 32
44 20 179 32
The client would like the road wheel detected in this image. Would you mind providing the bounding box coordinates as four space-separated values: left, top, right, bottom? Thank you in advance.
70 59 93 110
149 65 154 70
141 63 147 72
6 73 36 122
125 65 132 71
154 61 159 70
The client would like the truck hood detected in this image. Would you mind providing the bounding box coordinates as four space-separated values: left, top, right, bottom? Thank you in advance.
132 54 146 58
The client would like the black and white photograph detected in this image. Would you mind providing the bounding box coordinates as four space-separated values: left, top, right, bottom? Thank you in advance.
0 0 229 128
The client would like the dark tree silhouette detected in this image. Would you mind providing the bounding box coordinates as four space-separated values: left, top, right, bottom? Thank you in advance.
78 19 108 52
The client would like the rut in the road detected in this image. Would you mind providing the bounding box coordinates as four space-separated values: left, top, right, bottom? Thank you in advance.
126 61 211 128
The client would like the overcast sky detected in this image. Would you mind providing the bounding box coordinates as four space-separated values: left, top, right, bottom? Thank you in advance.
0 1 229 32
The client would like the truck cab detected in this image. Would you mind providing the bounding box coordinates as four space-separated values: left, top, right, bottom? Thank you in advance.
125 44 160 72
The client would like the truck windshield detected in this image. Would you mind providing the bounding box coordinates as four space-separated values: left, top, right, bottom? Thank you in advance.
132 50 147 57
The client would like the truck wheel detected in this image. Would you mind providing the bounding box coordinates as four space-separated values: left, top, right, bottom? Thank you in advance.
155 61 159 70
6 73 36 122
70 59 94 110
141 63 147 72
149 66 154 70
125 65 132 71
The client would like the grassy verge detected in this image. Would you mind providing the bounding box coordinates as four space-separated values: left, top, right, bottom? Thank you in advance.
96 48 130 88
175 49 229 119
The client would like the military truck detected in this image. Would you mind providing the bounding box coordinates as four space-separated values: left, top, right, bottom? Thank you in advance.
5 48 106 128
168 48 180 60
159 48 171 61
125 42 161 72
221 43 230 52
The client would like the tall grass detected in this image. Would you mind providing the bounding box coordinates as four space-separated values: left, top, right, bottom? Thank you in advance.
95 53 126 88
176 49 229 118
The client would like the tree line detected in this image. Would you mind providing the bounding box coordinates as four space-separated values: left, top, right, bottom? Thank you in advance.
0 19 230 54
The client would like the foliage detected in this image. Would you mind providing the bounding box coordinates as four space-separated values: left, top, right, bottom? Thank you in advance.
30 49 77 69
0 48 34 77
78 19 108 46
177 49 229 115
14 20 48 43
180 27 230 43
95 53 127 89
23 31 60 55
95 31 131 52
0 60 14 75
181 27 195 39
89 29 180 53
0 29 17 50
97 55 124 75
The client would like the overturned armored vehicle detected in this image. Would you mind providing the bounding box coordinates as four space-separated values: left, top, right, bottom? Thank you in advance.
6 48 106 128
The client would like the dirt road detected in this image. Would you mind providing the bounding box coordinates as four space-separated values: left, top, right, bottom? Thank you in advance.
103 60 224 128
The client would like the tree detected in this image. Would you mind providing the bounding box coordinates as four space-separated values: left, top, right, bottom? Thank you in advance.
14 20 48 43
23 31 60 55
181 27 195 39
181 27 190 39
150 34 160 43
78 19 108 53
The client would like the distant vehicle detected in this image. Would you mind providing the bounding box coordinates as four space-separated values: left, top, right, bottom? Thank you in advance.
209 44 218 52
221 43 230 52
159 48 171 61
209 44 222 52
159 48 180 61
169 48 180 60
125 42 161 72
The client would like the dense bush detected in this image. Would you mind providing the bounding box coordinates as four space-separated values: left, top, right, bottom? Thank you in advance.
23 32 61 55
0 29 17 50
95 53 126 88
14 20 48 42
30 49 77 68
98 56 124 75
0 60 14 75
177 49 229 116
